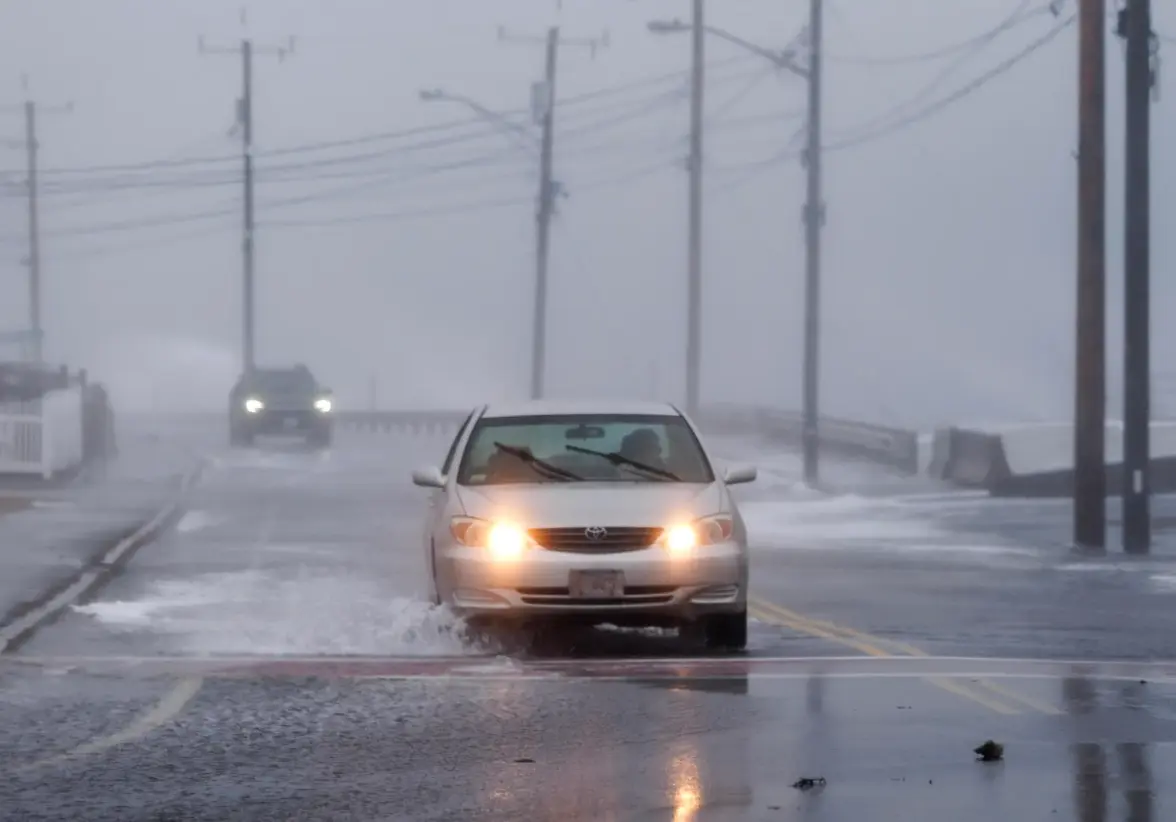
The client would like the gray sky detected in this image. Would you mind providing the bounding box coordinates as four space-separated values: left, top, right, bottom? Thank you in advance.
0 0 1172 426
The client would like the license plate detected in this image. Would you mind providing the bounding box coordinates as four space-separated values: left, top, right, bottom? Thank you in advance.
283 416 299 429
568 570 624 599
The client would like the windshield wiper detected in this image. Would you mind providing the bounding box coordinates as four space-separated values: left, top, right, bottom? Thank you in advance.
565 444 681 481
493 442 582 481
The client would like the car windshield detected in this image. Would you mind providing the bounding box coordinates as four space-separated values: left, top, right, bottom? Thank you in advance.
456 413 715 485
247 368 317 395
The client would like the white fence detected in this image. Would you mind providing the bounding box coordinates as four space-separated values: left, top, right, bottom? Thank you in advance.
0 386 84 478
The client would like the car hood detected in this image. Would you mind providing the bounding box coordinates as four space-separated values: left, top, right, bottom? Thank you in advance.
455 482 725 527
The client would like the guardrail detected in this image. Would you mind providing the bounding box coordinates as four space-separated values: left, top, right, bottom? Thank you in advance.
329 404 921 475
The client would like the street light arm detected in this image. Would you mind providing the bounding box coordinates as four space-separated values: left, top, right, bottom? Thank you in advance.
647 19 809 78
418 88 539 155
703 25 809 77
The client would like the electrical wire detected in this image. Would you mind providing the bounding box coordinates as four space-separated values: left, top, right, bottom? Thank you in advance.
826 0 1058 65
26 70 785 208
829 0 1038 142
6 18 1070 247
710 11 1074 195
3 54 760 180
824 13 1075 151
260 160 674 230
15 64 769 207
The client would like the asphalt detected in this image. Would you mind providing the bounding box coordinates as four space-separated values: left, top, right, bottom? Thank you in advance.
1 423 1174 820
0 414 203 635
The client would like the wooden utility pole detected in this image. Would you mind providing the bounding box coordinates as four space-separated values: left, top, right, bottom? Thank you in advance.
1118 0 1155 554
1073 0 1107 551
200 31 294 373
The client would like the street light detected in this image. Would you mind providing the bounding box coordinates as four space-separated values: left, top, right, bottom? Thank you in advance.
646 19 806 76
647 14 824 485
418 87 539 154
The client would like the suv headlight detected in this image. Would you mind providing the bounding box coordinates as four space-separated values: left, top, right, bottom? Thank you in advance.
450 516 530 560
658 514 734 557
313 397 333 413
244 397 264 414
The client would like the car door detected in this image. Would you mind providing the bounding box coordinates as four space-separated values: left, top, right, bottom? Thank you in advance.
424 410 477 596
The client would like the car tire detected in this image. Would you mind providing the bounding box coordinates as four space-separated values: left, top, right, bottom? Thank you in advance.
229 427 253 448
700 610 748 652
307 428 332 449
428 545 441 606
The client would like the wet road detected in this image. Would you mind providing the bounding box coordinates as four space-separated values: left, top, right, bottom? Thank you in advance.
2 423 1175 820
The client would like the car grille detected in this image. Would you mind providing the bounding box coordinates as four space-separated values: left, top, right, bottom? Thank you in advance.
527 526 663 553
516 585 676 605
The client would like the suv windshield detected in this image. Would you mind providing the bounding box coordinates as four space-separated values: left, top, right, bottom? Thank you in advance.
456 413 715 485
246 368 317 395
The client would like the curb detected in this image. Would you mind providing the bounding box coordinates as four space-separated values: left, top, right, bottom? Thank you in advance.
0 458 207 654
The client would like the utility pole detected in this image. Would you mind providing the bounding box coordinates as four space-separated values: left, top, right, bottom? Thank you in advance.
685 0 705 415
497 25 608 399
1118 0 1156 554
534 27 558 401
24 101 41 363
1 82 72 363
199 30 294 374
1073 0 1108 551
801 0 825 486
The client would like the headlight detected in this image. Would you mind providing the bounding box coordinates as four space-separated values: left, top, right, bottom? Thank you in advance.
244 397 264 414
659 514 734 556
449 516 529 560
314 397 333 413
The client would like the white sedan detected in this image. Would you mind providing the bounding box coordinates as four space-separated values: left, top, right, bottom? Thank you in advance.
411 399 757 651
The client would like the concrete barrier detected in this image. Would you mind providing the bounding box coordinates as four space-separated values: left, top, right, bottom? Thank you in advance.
699 407 918 475
929 420 1176 498
925 426 1012 489
334 410 468 437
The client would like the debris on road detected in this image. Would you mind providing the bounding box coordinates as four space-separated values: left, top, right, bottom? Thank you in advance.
791 777 826 790
974 740 1004 762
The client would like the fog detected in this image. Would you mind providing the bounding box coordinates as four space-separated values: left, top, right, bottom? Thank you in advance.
0 0 1171 427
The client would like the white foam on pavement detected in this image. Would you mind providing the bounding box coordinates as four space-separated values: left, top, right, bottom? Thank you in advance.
72 568 477 656
175 510 220 534
1149 573 1176 593
741 493 1040 563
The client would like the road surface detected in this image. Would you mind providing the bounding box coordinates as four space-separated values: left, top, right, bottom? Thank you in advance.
1 423 1173 820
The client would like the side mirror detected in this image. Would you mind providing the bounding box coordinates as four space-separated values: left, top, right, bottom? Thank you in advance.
411 466 446 488
723 464 757 485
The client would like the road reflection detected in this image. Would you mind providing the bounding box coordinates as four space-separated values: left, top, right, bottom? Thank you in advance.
1064 673 1153 822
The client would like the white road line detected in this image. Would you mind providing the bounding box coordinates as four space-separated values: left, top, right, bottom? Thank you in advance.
0 461 204 653
12 677 204 774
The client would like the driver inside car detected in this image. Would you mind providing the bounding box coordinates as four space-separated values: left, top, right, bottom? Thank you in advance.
618 427 666 471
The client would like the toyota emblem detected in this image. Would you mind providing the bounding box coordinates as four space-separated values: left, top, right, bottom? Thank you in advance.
584 526 608 541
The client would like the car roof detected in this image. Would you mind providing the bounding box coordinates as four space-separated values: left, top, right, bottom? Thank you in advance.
480 398 682 420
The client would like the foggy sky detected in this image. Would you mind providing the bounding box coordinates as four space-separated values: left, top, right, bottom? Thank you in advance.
0 0 1172 428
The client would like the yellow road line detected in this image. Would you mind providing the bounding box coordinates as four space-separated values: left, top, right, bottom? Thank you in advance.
13 677 204 774
754 602 1062 715
749 599 1047 715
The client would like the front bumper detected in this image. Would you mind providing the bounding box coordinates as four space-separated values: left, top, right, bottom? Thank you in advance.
440 542 745 626
237 409 331 435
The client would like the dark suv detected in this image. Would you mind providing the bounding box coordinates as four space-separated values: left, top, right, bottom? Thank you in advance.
228 364 334 448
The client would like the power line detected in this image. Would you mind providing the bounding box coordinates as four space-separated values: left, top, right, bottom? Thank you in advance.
824 13 1076 151
826 0 1057 65
710 14 1074 192
827 0 1041 143
8 18 1074 246
5 56 761 181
